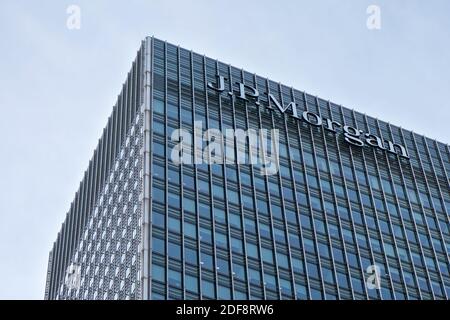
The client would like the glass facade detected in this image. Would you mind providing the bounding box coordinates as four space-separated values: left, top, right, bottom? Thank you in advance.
46 37 450 300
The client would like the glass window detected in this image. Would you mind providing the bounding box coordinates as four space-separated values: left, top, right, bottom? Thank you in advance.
233 263 246 281
168 216 180 233
338 205 350 220
369 175 380 190
218 285 231 300
322 267 334 284
395 183 406 199
152 264 165 282
307 173 318 189
307 262 319 279
167 103 178 120
217 258 230 275
168 168 180 185
352 210 363 225
264 273 277 291
185 274 198 293
234 290 248 299
153 120 165 135
231 237 243 254
153 99 165 114
291 257 304 274
351 277 364 294
334 184 345 198
213 184 224 200
311 288 322 300
311 196 322 211
300 214 312 230
153 211 165 228
343 166 354 181
400 207 411 221
261 247 274 264
337 272 349 289
249 268 261 285
246 242 259 259
330 161 341 176
274 227 286 244
317 156 328 172
201 252 213 270
168 242 181 260
200 227 212 244
277 252 289 269
168 269 181 288
152 237 165 255
198 179 210 195
318 242 330 259
304 152 315 167
375 198 385 212
387 202 398 217
295 283 307 299
168 192 180 208
243 193 254 209
184 221 197 239
183 174 195 190
229 213 242 229
216 232 228 248
271 204 282 219
185 247 198 265
356 170 367 185
321 179 332 193
153 141 165 157
329 223 341 240
408 188 419 204
228 189 239 204
182 108 193 124
153 186 165 204
199 202 211 219
260 223 272 239
348 189 359 203
347 252 359 268
202 280 215 298
304 238 316 254
382 179 393 194
183 197 196 214
214 208 226 224
332 247 344 263
153 163 165 180
361 193 372 207
244 217 256 234
257 199 268 215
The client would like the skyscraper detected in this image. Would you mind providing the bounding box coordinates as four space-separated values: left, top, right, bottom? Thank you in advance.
45 37 450 300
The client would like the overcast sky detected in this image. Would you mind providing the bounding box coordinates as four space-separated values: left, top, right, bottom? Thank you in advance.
0 0 449 299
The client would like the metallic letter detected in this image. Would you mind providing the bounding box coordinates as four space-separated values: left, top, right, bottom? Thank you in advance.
324 118 342 132
365 133 385 150
343 126 364 147
386 140 409 158
268 94 300 119
302 111 323 126
236 82 259 102
207 74 225 92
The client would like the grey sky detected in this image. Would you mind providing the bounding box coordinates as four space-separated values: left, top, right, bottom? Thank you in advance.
0 0 449 299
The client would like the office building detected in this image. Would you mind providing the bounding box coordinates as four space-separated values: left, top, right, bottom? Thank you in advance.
45 37 450 300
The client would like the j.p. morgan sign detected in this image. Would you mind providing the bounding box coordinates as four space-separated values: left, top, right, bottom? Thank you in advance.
208 75 409 159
